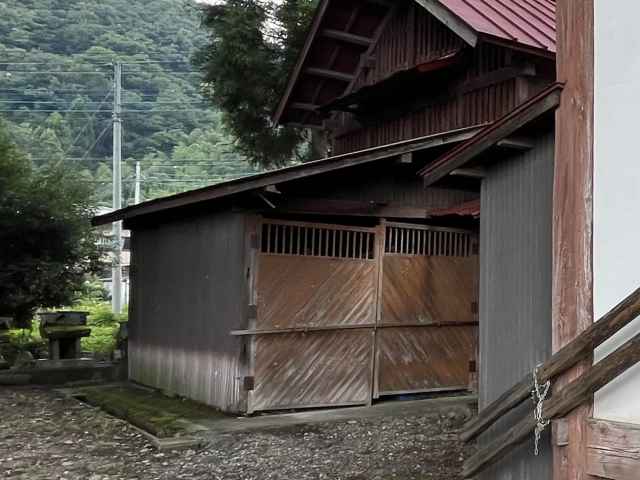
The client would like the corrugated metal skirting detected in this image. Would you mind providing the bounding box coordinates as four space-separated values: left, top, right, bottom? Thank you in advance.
478 131 555 479
129 212 248 412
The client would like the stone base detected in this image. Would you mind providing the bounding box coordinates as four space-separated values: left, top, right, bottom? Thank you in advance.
35 358 96 369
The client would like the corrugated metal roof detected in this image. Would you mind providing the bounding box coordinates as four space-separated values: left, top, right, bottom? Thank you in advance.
439 0 556 52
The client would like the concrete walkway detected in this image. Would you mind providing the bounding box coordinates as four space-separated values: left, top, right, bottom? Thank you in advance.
200 394 477 434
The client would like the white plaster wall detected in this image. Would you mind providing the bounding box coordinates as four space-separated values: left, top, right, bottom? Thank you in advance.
594 0 640 423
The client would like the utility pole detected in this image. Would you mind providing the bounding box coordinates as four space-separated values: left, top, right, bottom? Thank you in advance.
134 161 141 204
111 62 123 314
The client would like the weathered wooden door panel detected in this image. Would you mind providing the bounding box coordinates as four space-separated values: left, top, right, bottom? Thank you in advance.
376 223 479 396
381 255 478 325
252 330 372 411
257 256 377 328
251 221 378 411
376 326 477 395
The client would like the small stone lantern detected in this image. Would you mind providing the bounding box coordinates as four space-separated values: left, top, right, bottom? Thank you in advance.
38 312 91 360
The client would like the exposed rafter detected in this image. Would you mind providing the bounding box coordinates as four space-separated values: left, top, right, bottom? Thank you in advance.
290 102 320 112
321 29 373 47
304 67 355 83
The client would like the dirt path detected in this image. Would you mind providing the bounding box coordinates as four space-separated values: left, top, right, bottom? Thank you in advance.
0 386 473 479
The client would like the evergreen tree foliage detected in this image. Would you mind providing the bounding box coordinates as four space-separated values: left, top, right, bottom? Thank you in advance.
0 0 258 206
0 121 102 326
195 0 317 168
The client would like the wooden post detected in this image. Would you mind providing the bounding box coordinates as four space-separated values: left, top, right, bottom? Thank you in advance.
553 1 594 480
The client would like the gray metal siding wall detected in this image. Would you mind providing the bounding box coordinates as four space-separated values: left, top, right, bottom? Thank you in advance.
478 132 554 480
129 211 247 412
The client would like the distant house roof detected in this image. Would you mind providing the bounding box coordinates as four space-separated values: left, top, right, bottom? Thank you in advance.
92 125 482 227
419 82 563 186
274 0 556 126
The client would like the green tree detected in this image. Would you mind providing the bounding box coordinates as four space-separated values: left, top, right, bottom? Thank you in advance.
194 0 316 168
0 121 102 327
0 0 263 205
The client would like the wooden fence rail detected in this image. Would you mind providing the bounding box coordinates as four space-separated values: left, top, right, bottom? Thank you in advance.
461 287 640 443
463 329 640 478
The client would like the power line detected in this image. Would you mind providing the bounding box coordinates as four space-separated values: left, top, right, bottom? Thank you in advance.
78 122 112 163
64 88 114 157
1 71 111 75
121 109 214 113
0 100 115 104
0 109 112 113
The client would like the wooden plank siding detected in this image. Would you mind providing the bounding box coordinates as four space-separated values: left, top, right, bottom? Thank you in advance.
478 131 555 480
129 211 248 412
586 418 640 480
330 1 554 155
280 160 478 211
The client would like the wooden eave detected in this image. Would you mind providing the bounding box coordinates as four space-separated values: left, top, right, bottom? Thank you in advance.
419 82 564 186
92 125 484 227
275 0 556 128
273 0 394 127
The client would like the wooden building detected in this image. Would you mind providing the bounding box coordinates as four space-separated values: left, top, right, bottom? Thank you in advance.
421 83 561 480
94 146 482 413
416 1 640 480
94 0 557 414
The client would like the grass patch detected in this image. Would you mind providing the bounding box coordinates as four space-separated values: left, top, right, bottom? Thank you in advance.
76 384 227 438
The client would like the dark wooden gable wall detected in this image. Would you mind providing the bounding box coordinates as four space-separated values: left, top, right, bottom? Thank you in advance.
352 4 464 90
329 2 555 156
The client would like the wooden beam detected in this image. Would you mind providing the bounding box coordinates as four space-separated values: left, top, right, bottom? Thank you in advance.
273 0 330 125
302 2 364 127
419 85 560 186
290 102 319 112
342 4 396 98
421 85 562 185
586 418 640 480
321 29 373 47
553 2 595 480
463 330 640 478
497 136 534 150
304 67 354 83
268 196 431 219
450 168 486 179
232 321 479 336
461 286 640 443
398 152 413 164
413 0 478 47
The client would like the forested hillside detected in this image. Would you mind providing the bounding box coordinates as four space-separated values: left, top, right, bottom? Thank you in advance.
0 0 259 206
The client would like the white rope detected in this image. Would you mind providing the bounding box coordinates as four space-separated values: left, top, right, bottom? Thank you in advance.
531 364 551 456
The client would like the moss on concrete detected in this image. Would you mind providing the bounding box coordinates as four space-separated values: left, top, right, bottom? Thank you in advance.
77 384 227 438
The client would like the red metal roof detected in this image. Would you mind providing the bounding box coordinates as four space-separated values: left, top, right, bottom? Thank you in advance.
429 198 481 218
275 0 556 127
438 0 556 52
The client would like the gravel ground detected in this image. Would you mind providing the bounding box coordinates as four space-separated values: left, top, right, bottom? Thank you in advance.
0 386 474 480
